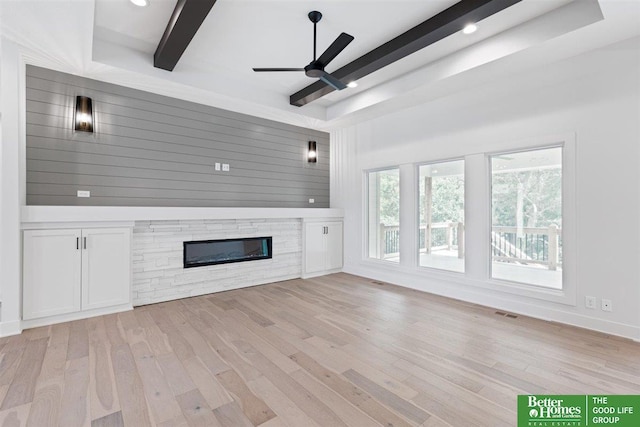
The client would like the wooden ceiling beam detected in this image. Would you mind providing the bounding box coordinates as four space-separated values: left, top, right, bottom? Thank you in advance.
290 0 521 107
154 0 218 71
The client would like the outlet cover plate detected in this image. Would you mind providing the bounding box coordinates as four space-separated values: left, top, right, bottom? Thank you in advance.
77 190 90 198
585 296 596 309
601 299 612 312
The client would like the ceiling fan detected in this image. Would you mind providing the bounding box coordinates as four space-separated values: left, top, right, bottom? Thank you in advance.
253 11 354 91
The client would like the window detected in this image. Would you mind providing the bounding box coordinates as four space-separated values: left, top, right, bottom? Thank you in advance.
418 160 465 272
367 168 400 262
490 147 562 289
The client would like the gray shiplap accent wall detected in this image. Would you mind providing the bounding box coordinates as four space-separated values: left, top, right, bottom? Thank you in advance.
26 65 330 207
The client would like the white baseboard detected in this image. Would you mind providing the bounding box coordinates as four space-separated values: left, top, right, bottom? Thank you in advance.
302 268 343 279
344 264 640 341
20 303 133 330
0 320 22 338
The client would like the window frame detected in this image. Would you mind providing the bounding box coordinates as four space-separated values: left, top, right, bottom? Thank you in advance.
482 136 576 306
363 166 402 264
358 133 576 306
415 157 466 274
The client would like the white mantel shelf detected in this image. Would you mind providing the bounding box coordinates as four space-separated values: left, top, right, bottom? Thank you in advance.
21 206 344 224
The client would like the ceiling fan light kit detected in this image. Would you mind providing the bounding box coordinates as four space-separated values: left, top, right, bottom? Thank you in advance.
253 10 354 92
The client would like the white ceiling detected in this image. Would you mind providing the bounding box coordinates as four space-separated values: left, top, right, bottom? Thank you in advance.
1 0 640 130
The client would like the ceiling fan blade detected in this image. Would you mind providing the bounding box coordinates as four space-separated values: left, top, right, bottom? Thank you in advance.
319 72 347 91
317 32 354 67
252 68 305 72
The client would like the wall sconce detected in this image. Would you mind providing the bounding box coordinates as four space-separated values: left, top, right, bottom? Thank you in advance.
74 96 94 133
308 141 317 163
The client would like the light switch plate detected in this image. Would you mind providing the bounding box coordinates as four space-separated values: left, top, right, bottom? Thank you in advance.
222 163 230 171
309 198 315 203
77 190 90 198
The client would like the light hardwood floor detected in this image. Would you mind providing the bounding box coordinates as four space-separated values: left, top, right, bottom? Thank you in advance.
0 273 638 426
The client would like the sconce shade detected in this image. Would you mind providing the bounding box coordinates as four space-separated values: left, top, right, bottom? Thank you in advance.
74 96 93 133
308 140 317 163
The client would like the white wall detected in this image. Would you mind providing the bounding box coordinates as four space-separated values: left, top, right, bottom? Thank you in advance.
331 37 640 340
0 38 23 336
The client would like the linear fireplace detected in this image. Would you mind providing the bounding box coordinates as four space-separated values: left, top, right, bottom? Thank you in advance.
183 236 272 268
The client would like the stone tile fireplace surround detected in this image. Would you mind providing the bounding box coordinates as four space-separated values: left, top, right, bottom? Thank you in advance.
132 219 301 305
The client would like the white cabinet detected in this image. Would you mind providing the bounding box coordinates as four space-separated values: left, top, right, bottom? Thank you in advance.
23 227 131 321
81 228 132 311
23 229 82 319
303 220 343 277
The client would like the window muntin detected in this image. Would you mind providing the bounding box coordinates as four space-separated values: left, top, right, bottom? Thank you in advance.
490 147 562 289
367 168 400 262
418 160 465 272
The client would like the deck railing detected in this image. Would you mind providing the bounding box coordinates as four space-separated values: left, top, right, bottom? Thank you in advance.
379 223 561 269
491 224 561 270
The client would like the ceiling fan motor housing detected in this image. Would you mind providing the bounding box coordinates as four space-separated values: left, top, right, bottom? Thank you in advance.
304 62 325 78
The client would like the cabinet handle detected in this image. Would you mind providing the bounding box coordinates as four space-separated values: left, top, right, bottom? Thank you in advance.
76 237 79 250
83 237 87 250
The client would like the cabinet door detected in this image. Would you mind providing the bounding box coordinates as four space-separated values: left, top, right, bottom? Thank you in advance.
23 229 82 320
81 228 131 310
304 222 327 274
325 222 344 270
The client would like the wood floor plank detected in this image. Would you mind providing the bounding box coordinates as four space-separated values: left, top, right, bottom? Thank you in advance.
289 351 412 427
8 273 640 427
110 344 152 427
0 403 30 427
0 338 48 410
156 352 197 397
182 357 232 410
290 369 380 427
225 299 275 327
26 325 69 427
148 307 195 362
343 368 430 424
231 341 348 427
212 401 254 427
91 411 125 427
167 309 230 375
132 310 172 356
307 335 416 399
67 320 89 361
247 376 321 427
175 388 222 427
26 384 62 427
87 318 120 421
0 350 26 405
182 309 263 382
58 356 90 427
130 341 183 424
215 369 276 426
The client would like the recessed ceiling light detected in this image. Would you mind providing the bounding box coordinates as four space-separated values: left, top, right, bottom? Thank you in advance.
130 0 149 7
462 23 477 34
347 81 358 88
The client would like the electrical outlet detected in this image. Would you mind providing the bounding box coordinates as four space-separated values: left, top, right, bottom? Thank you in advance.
77 190 90 198
585 296 596 309
309 198 315 204
601 299 612 312
222 163 230 171
214 163 221 171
